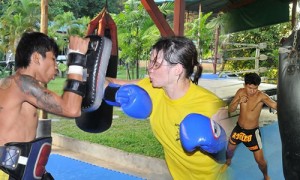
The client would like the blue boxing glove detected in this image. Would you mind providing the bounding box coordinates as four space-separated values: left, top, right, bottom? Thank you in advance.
180 113 227 154
104 83 152 119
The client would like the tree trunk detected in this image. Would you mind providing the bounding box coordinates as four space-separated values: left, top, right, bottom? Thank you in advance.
213 26 220 74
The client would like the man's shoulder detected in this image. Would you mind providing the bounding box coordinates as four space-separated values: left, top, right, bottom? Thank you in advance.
0 75 18 90
236 88 245 94
257 90 271 99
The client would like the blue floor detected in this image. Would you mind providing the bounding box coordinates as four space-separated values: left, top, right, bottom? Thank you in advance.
46 122 283 180
201 73 220 79
229 122 284 180
47 154 144 180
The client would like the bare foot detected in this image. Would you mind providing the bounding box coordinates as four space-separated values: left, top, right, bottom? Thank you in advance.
264 175 270 180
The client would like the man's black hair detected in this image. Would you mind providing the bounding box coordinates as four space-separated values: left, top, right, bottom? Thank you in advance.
244 73 261 86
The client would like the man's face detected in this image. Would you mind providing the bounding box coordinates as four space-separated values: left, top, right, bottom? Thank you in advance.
244 84 259 96
38 51 58 83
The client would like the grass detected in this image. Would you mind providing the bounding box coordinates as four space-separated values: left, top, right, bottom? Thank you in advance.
48 66 164 159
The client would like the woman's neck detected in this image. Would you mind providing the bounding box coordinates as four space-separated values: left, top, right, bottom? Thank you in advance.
163 78 190 100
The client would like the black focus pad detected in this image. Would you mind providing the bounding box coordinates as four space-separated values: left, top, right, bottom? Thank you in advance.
75 101 113 133
75 55 118 133
81 35 112 112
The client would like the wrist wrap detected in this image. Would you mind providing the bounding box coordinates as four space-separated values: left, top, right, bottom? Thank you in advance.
64 79 85 97
104 84 120 103
67 53 87 67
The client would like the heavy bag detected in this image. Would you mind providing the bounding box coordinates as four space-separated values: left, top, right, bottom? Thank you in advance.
75 7 118 133
278 30 300 179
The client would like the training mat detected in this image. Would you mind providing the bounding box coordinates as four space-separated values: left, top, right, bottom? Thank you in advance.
47 154 144 180
228 122 284 180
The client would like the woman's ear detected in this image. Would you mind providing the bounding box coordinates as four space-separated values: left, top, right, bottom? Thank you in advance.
174 63 184 76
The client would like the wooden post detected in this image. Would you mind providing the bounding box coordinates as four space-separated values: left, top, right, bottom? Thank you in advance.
173 0 185 36
198 3 201 60
40 0 48 34
37 0 51 138
39 0 48 119
141 0 175 37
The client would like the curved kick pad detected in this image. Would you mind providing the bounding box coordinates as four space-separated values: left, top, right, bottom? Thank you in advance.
82 35 112 112
77 8 118 133
278 30 300 179
75 55 118 133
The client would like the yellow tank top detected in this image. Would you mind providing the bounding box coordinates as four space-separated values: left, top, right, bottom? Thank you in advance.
138 77 229 180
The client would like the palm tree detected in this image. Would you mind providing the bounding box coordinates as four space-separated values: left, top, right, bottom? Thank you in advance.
48 12 90 54
185 11 213 61
206 12 228 73
0 0 40 53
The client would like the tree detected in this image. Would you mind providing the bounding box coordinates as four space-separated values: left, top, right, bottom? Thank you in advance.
185 12 214 60
49 0 125 19
0 0 40 54
48 11 90 54
48 0 70 19
205 12 229 73
113 0 173 79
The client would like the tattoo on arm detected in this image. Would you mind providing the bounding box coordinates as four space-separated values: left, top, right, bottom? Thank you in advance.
18 75 63 114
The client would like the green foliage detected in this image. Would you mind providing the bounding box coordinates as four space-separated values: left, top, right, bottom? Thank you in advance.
48 77 65 95
48 12 90 53
185 12 214 59
0 0 40 52
265 68 278 80
116 65 148 80
114 1 156 64
49 0 125 19
48 0 71 19
58 63 67 72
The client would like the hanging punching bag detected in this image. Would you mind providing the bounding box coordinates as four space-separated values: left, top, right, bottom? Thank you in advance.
75 7 118 133
278 30 300 179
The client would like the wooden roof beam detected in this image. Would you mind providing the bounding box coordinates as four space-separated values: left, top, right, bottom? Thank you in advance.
173 0 185 36
141 0 175 37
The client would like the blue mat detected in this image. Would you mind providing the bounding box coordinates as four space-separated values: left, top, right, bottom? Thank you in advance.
47 154 144 180
46 122 283 179
229 122 284 180
201 73 220 79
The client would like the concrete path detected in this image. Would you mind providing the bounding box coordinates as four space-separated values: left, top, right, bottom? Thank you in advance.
51 133 172 180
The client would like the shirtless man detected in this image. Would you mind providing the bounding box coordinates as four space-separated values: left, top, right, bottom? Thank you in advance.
0 32 89 179
221 73 277 180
